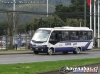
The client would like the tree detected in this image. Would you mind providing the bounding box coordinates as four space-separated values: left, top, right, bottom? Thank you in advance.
54 0 90 26
0 21 8 36
65 18 84 27
38 18 45 28
6 13 14 49
71 0 84 5
32 18 39 31
55 4 86 21
17 24 26 34
45 15 65 27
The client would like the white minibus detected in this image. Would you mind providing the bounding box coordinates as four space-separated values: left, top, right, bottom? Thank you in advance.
30 26 93 55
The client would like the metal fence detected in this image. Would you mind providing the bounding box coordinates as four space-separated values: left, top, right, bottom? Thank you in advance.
1 35 100 50
0 35 32 50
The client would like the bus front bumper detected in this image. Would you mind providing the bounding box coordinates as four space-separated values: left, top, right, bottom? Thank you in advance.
31 46 48 53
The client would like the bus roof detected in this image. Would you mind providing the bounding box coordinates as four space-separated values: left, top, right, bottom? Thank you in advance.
38 28 53 30
39 26 93 31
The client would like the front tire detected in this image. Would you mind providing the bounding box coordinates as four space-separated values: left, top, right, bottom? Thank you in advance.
47 49 53 55
73 48 81 54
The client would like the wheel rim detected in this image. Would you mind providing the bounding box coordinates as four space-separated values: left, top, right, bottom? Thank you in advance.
48 49 53 55
76 48 80 54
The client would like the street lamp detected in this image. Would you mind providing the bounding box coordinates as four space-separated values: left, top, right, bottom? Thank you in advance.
84 0 86 27
94 0 96 38
98 0 100 47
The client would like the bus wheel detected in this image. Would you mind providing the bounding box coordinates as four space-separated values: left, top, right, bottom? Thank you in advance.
73 48 81 54
34 51 39 54
47 49 53 55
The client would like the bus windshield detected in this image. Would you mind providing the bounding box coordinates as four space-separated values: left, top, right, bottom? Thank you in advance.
32 29 51 42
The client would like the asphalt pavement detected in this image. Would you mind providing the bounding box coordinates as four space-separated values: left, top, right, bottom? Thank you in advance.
0 49 32 54
0 48 99 54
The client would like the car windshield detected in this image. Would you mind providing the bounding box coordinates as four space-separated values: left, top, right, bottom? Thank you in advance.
32 29 51 42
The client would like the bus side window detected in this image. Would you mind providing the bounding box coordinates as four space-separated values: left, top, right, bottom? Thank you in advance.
57 31 62 41
55 31 62 41
58 34 62 41
82 33 87 40
69 31 78 40
49 31 59 41
49 31 60 44
62 31 69 40
49 33 55 41
88 31 92 40
79 31 88 40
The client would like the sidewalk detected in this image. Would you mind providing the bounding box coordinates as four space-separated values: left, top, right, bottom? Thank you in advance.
0 49 32 55
90 48 100 51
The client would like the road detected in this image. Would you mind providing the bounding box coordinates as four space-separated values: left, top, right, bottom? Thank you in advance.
0 51 100 64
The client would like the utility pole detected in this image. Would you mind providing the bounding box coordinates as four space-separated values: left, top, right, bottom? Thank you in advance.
13 0 16 38
98 0 100 47
94 0 96 38
90 0 92 29
84 0 86 27
47 0 48 17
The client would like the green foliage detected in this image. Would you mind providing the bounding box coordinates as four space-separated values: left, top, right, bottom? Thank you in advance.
38 18 45 28
17 24 26 33
66 18 84 27
49 15 65 27
32 18 39 30
55 4 85 21
24 16 66 32
0 17 85 35
0 58 99 74
55 0 90 27
0 21 8 36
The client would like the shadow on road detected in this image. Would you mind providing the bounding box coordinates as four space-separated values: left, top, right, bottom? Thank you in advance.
37 52 90 56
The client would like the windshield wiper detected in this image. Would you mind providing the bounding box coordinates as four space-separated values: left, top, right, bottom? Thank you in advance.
32 40 45 43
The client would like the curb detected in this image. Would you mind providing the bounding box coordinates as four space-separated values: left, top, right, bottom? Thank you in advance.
0 50 32 55
88 49 100 51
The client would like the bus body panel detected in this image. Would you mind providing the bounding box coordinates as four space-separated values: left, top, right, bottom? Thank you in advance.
31 46 48 53
49 40 92 52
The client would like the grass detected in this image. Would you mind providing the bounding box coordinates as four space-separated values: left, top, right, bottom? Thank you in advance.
0 58 100 74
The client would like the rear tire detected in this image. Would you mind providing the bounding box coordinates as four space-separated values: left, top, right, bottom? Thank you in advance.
34 51 39 54
73 48 81 54
47 49 53 55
